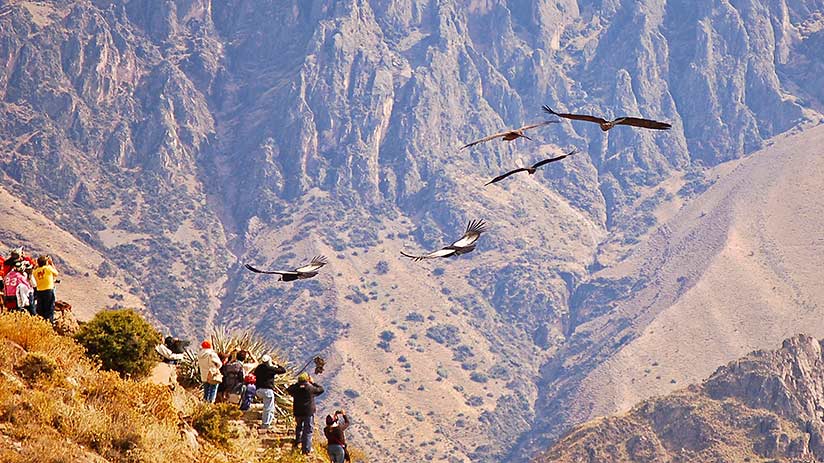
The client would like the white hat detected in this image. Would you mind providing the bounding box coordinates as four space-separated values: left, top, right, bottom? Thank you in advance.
260 354 272 364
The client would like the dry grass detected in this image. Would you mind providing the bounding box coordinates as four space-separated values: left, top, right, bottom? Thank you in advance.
0 312 364 463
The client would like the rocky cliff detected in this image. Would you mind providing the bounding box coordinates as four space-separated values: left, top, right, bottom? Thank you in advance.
539 334 824 462
1 1 823 461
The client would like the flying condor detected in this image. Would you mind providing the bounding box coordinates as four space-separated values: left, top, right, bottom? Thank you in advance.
542 105 671 131
401 220 487 262
244 256 328 281
460 120 559 150
485 150 577 186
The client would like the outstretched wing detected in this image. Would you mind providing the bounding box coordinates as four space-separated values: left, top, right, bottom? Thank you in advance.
613 117 671 130
485 167 530 186
244 263 291 275
542 105 607 125
514 120 559 132
451 219 487 248
460 130 512 150
295 255 328 273
400 248 457 262
531 149 577 169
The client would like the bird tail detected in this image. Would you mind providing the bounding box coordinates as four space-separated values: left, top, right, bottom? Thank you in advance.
520 133 533 141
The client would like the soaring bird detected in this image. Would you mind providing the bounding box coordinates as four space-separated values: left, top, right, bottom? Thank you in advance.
401 220 487 261
542 105 671 131
485 150 577 186
460 120 559 150
244 256 328 281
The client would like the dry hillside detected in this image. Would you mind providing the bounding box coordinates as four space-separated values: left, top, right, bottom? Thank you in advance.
538 334 824 462
0 185 143 321
531 123 824 450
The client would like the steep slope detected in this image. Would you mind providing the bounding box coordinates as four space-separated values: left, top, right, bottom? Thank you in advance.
527 124 824 456
1 1 823 462
0 185 143 321
538 334 824 462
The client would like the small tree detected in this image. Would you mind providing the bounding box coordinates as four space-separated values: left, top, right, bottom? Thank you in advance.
75 308 161 379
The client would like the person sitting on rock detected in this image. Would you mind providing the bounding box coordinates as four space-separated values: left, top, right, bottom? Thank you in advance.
240 373 257 411
324 410 350 463
287 372 325 454
33 255 59 323
252 354 287 430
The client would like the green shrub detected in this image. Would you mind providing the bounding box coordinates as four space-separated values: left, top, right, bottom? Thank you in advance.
74 308 161 379
190 403 242 447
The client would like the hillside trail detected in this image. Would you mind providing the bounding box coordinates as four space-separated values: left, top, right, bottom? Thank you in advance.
148 362 330 462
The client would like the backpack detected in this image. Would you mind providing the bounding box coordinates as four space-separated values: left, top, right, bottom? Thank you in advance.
222 361 244 394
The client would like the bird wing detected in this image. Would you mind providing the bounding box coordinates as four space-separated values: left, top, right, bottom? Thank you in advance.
530 149 577 169
542 105 607 125
515 120 559 132
400 248 456 261
295 255 328 273
244 263 293 276
613 117 671 130
459 130 512 150
451 219 487 248
485 168 530 186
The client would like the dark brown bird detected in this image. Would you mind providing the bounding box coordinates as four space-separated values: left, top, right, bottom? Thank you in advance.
460 120 559 150
485 150 577 186
401 220 487 261
244 256 327 281
542 105 671 131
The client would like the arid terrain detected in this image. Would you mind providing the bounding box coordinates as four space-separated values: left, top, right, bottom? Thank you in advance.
539 334 824 462
1 1 823 461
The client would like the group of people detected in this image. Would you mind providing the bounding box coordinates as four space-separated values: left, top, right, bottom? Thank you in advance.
1 247 59 323
197 341 350 461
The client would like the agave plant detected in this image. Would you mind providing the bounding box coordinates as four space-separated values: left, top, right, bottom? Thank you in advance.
178 326 297 420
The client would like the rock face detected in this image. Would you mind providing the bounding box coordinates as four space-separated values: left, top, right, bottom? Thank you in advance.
539 334 824 463
1 1 823 462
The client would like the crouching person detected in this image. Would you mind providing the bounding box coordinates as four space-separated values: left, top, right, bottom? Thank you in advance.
252 354 286 429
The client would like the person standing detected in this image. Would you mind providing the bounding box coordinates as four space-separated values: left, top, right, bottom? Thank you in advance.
33 256 59 323
252 354 286 429
324 410 350 463
287 372 324 454
220 351 246 404
3 261 28 312
197 340 222 403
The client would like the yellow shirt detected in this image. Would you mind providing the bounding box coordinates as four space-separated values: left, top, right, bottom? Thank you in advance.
33 265 58 291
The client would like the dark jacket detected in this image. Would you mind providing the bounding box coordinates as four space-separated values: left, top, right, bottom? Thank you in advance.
324 414 349 446
252 362 287 390
287 380 324 416
221 360 245 394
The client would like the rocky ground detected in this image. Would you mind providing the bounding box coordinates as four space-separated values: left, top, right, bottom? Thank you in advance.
538 334 824 462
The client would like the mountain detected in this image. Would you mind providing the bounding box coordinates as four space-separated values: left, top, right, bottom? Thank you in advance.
539 334 824 462
1 1 823 461
524 123 824 457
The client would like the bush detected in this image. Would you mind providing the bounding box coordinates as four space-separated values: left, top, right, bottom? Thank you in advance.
17 352 59 384
74 308 161 379
191 403 242 447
